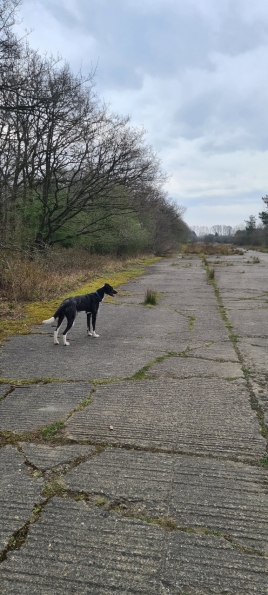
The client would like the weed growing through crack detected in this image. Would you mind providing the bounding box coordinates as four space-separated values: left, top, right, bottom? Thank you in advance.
260 455 268 468
74 395 92 412
42 479 67 498
41 421 64 440
131 352 183 380
242 367 252 376
208 267 215 280
153 516 178 531
188 315 196 331
144 288 158 306
96 497 107 507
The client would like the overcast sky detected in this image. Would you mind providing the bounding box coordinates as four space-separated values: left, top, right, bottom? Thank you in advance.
15 0 268 230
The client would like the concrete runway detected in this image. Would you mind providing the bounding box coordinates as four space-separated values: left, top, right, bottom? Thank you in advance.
0 253 268 594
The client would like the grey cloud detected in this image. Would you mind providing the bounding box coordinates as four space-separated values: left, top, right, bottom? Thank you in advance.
37 0 268 91
40 0 214 86
17 0 268 227
43 0 80 29
168 72 268 153
215 9 268 57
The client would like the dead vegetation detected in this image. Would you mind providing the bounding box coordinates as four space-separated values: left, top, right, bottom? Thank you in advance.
0 248 153 303
182 243 244 256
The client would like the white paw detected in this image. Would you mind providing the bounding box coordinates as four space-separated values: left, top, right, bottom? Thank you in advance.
87 331 92 336
64 342 70 346
92 331 99 338
54 339 59 345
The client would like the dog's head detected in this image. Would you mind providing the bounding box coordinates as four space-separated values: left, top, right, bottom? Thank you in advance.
103 283 118 297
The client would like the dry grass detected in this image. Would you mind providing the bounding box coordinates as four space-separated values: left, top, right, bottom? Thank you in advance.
0 248 152 303
182 243 244 256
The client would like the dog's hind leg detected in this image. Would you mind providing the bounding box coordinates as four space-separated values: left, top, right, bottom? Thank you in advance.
54 313 64 345
62 312 75 346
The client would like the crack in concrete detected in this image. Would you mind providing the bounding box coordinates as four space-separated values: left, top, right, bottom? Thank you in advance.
0 520 31 563
203 259 268 453
0 384 14 403
1 487 266 566
1 428 265 468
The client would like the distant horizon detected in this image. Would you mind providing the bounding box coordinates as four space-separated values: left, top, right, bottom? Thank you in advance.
190 224 246 235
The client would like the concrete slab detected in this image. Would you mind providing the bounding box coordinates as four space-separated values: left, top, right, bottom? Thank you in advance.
0 446 43 551
223 299 268 311
0 498 165 595
215 264 268 298
147 356 243 378
237 337 268 373
0 383 91 433
118 260 217 309
163 531 268 594
185 307 230 341
190 340 239 361
170 455 268 554
0 498 266 595
227 308 268 338
64 449 173 515
236 337 268 424
20 443 97 471
65 378 266 460
64 448 268 553
0 304 190 380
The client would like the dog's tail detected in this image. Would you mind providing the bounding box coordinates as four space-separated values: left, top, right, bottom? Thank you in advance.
42 316 56 325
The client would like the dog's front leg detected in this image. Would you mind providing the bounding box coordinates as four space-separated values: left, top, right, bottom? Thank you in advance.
86 312 92 336
91 311 99 337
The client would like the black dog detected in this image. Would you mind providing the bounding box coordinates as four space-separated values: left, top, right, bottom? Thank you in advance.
42 283 117 346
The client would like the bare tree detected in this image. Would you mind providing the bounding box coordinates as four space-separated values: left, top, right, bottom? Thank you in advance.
0 44 168 248
0 0 189 254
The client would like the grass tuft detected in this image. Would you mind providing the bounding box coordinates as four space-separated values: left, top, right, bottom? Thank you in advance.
144 288 158 306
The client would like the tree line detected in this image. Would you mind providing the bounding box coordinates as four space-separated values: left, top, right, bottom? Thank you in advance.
192 197 268 247
0 0 190 256
234 198 268 246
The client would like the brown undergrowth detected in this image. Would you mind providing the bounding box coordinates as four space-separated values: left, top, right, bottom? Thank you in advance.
182 243 244 256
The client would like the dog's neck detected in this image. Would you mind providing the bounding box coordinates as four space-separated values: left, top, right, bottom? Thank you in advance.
95 287 105 301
